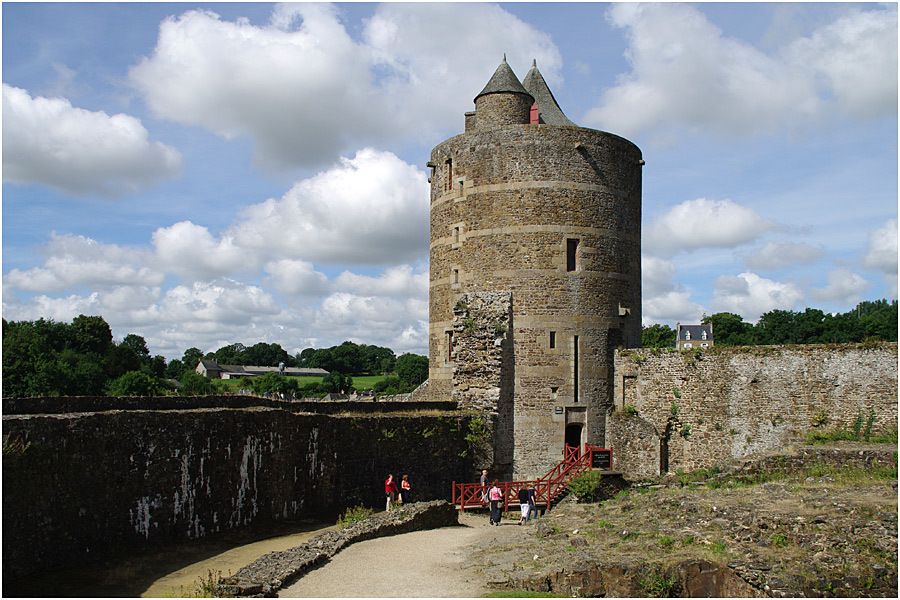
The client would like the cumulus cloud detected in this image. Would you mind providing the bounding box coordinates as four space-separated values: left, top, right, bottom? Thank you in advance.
864 219 898 297
645 198 774 255
129 4 562 168
333 265 427 299
712 272 803 321
641 256 705 324
5 233 162 292
585 3 897 136
811 268 869 305
745 241 824 270
263 260 331 296
152 221 248 280
2 84 181 196
229 148 429 265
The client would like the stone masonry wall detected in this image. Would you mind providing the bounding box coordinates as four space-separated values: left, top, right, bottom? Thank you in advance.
607 343 898 478
2 405 476 580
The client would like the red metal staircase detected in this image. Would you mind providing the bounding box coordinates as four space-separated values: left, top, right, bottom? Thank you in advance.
451 444 613 513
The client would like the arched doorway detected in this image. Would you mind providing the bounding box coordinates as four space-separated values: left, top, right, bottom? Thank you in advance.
564 423 583 459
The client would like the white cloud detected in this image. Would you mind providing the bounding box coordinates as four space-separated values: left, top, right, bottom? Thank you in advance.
263 259 331 297
229 148 429 265
333 264 427 299
585 4 897 136
2 84 181 196
129 4 563 168
745 241 824 270
641 256 705 324
712 271 803 321
811 268 869 305
645 198 774 255
152 221 248 280
864 219 898 298
4 233 162 292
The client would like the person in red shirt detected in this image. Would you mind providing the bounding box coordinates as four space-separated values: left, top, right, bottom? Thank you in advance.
384 473 399 511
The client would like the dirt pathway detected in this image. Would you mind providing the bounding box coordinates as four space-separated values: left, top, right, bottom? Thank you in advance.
279 512 523 598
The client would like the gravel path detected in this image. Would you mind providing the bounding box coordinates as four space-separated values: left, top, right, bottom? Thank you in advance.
279 512 522 598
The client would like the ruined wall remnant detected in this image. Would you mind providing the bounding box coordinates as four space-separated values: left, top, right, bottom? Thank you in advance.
607 343 899 477
451 291 512 412
2 403 476 580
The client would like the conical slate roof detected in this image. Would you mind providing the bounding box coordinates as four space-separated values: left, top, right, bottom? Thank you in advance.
474 55 533 101
523 60 574 126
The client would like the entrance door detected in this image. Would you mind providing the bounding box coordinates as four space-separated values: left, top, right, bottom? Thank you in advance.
564 423 583 459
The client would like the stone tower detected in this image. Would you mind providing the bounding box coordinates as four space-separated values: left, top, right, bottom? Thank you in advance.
428 57 643 479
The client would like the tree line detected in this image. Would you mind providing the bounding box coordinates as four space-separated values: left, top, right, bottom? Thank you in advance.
641 299 898 348
3 316 428 398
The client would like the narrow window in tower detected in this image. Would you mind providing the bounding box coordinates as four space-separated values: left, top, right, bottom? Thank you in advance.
566 239 579 272
446 331 454 362
452 268 459 284
573 335 580 403
549 331 556 349
445 159 453 191
453 226 460 244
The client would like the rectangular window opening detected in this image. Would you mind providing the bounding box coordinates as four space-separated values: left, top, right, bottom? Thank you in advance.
452 268 459 284
573 335 580 403
446 331 454 362
445 159 453 191
566 238 579 272
453 226 460 243
549 331 556 349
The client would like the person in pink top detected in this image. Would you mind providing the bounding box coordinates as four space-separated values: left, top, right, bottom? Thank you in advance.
400 473 411 504
384 473 399 511
488 480 503 525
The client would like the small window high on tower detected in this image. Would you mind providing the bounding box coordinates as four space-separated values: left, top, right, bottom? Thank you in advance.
566 239 579 272
445 159 453 191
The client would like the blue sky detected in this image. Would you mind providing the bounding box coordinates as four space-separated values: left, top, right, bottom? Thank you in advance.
3 2 897 359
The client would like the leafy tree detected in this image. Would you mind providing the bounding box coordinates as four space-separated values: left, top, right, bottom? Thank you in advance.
396 353 428 388
165 358 186 380
243 342 294 367
373 376 405 395
641 324 675 348
755 310 798 345
212 343 246 365
107 371 162 396
359 344 396 374
70 315 113 355
322 371 354 393
249 372 298 396
105 343 142 380
121 334 151 360
181 347 204 369
702 312 755 346
179 371 217 395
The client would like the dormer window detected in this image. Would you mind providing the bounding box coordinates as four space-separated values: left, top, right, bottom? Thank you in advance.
685 330 691 341
701 330 707 340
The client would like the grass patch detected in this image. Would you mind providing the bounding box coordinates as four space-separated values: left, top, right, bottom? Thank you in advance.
657 534 676 549
483 591 564 598
567 470 603 502
771 533 788 547
639 568 678 597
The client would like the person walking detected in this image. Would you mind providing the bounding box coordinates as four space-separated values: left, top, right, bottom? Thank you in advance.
384 473 399 511
488 480 503 526
400 474 411 504
517 486 530 524
480 469 489 504
527 485 537 521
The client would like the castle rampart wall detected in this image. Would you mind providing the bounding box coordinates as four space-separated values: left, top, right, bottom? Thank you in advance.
607 343 899 478
2 403 476 580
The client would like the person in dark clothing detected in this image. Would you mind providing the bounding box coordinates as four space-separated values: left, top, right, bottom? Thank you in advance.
518 487 531 524
400 473 411 504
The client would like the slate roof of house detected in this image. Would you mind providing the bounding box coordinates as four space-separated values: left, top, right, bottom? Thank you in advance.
198 360 328 376
522 60 574 126
475 55 533 101
676 324 713 341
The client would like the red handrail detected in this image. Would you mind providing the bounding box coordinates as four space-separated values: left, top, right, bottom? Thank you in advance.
452 443 613 512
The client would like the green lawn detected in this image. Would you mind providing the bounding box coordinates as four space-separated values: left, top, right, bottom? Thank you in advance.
214 374 389 392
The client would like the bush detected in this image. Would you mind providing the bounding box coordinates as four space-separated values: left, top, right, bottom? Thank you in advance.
179 371 217 395
249 372 298 396
567 470 602 502
107 371 161 396
337 505 375 528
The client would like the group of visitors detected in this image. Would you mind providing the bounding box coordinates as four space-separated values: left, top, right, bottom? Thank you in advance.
480 468 537 526
383 473 411 510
